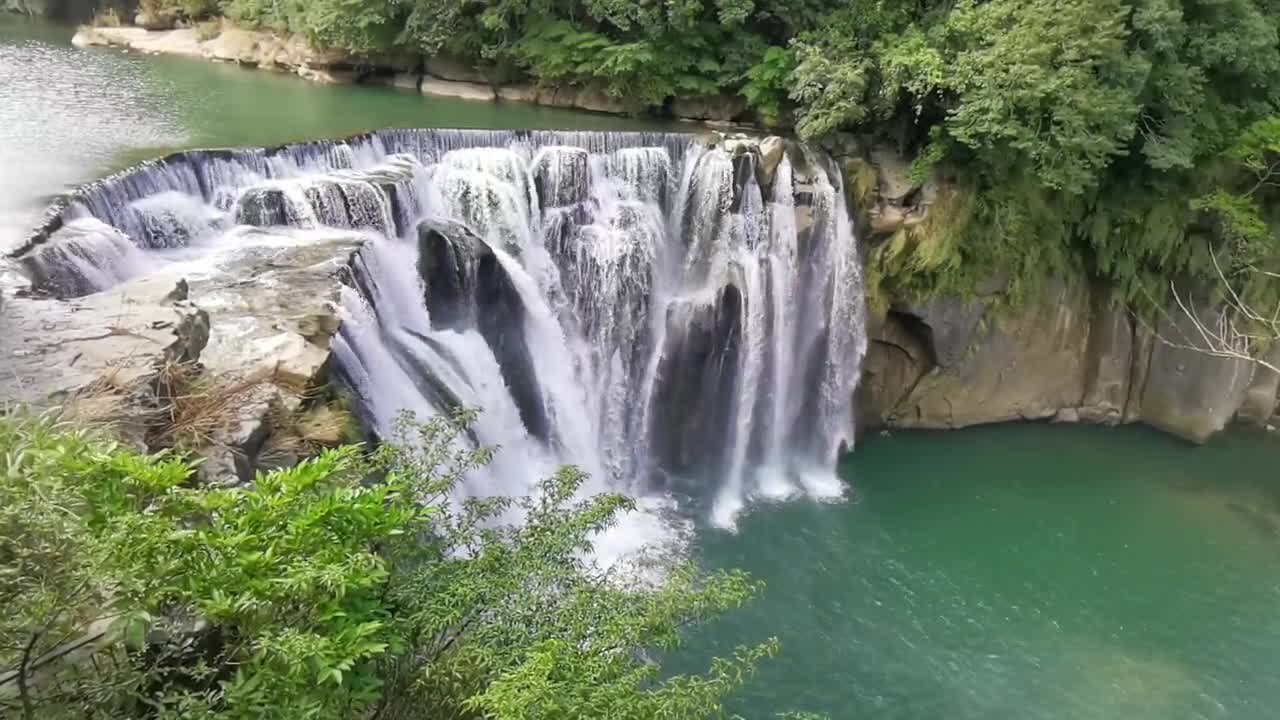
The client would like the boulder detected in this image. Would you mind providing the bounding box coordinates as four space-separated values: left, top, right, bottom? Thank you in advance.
757 135 786 190
1140 308 1255 443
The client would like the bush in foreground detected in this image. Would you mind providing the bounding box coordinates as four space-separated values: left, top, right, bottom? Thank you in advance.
0 411 789 719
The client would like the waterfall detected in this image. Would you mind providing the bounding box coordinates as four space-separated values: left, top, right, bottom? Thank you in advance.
18 129 868 530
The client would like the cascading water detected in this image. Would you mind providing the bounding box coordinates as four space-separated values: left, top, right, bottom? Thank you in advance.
18 129 867 530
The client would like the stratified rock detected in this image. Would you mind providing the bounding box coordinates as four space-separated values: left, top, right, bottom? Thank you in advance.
1 228 360 482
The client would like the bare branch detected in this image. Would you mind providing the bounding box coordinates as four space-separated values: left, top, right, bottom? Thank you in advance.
1145 243 1280 375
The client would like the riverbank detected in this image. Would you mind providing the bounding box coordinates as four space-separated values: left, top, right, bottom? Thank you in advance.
71 20 757 125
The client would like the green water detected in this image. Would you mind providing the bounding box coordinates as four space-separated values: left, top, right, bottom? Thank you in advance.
680 423 1280 719
4 14 1280 719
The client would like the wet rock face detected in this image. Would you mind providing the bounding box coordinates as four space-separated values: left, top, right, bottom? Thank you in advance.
532 146 590 209
235 186 298 228
651 283 743 477
415 220 549 442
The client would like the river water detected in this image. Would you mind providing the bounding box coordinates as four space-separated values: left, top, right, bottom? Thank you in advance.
4 14 1280 720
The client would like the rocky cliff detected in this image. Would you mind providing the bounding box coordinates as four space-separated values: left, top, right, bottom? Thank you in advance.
844 143 1277 443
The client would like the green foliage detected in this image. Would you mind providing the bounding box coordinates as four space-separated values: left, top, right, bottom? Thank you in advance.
740 46 795 126
0 413 186 719
1 410 787 720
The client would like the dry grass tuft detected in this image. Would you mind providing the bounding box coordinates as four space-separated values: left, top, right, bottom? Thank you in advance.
148 362 276 452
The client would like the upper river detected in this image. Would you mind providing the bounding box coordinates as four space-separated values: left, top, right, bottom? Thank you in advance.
4 13 1280 720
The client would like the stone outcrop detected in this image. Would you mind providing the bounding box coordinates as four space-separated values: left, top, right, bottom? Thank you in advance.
0 228 360 481
416 220 549 442
858 271 1279 443
651 285 744 474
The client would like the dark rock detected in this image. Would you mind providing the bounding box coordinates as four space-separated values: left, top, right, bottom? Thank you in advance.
650 283 742 477
856 311 932 432
415 220 549 442
893 295 989 369
163 308 210 365
532 146 590 209
235 186 297 227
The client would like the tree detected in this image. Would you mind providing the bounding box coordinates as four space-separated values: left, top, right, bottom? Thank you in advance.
1157 117 1280 373
1 409 790 719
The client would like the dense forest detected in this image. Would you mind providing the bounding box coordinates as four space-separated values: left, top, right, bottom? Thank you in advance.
136 0 1280 314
